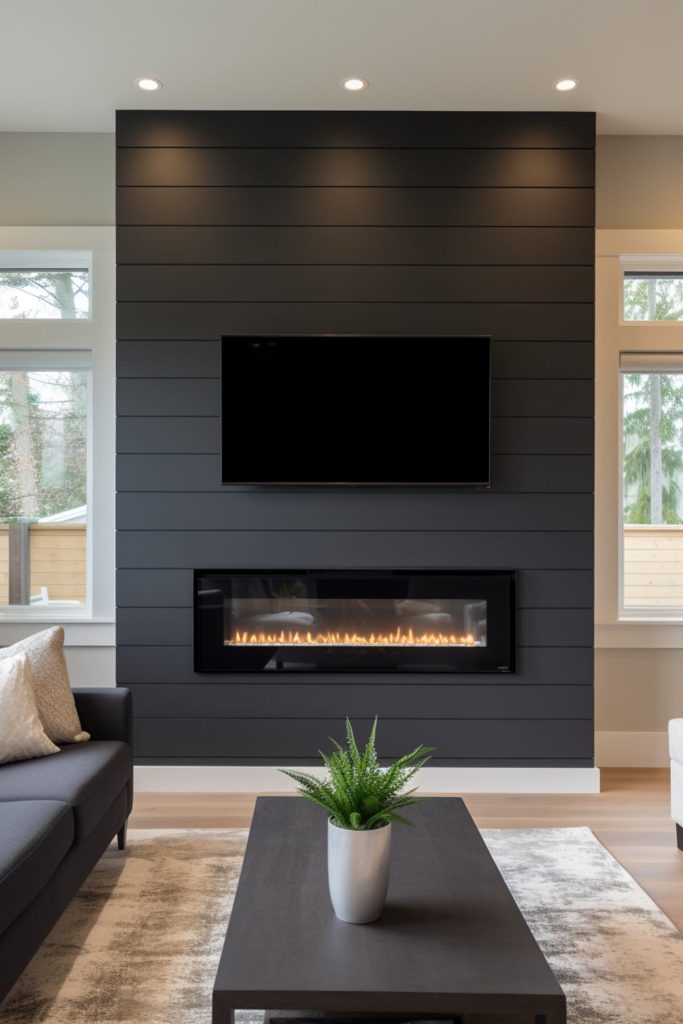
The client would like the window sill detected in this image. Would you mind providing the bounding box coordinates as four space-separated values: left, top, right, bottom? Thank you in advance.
596 620 683 649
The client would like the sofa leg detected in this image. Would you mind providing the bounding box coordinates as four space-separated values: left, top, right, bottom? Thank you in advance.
117 820 128 851
677 823 683 852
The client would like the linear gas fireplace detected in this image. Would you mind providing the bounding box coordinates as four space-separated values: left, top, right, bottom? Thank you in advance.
194 570 515 673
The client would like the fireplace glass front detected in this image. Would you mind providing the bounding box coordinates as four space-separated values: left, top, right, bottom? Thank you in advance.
194 570 515 673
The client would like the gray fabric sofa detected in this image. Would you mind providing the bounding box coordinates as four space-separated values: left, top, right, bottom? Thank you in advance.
0 688 133 1003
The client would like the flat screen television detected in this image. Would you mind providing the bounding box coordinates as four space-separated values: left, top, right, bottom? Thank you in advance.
221 335 491 485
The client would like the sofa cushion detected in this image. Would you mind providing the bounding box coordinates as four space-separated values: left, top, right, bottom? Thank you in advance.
0 627 89 745
0 799 74 934
0 653 60 765
669 719 683 765
0 740 131 841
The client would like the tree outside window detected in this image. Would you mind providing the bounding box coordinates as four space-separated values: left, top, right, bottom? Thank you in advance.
0 268 89 606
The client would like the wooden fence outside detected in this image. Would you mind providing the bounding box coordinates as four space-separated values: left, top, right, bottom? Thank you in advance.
0 524 86 606
624 524 683 608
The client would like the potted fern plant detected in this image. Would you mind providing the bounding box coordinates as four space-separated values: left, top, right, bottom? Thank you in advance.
282 718 432 924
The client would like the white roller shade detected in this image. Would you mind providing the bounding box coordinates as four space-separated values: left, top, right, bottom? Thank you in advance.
620 352 683 373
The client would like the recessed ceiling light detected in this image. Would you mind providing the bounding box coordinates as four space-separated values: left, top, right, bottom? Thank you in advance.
554 77 579 92
342 77 368 92
137 77 163 92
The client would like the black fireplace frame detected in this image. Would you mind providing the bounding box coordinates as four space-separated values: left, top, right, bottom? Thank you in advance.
194 569 516 675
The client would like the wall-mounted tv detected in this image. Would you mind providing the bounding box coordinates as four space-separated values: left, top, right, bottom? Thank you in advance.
221 335 491 486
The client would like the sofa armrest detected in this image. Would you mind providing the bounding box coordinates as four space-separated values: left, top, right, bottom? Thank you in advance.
72 688 132 746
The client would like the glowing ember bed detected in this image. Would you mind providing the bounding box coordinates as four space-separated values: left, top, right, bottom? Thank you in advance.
194 570 515 673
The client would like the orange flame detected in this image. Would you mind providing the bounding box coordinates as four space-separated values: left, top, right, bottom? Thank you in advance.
225 628 480 648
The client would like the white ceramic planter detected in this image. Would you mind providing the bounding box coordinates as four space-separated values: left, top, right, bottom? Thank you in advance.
327 819 391 924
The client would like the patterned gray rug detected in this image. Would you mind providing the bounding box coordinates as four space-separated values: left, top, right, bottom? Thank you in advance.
1 827 681 1024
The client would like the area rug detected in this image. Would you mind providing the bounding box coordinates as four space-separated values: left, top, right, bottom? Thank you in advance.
1 827 681 1024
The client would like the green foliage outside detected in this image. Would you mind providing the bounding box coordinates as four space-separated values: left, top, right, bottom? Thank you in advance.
281 718 433 830
623 277 683 322
0 272 88 524
0 371 87 522
623 374 683 524
0 270 88 320
622 277 683 525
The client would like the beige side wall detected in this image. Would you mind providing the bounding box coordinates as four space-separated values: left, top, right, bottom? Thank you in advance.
597 136 683 229
596 649 682 731
596 137 683 758
0 133 114 225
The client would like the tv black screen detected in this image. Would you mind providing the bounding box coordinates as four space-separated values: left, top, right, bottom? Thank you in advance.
221 335 491 485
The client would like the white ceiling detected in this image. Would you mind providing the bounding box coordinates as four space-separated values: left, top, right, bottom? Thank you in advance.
2 0 682 134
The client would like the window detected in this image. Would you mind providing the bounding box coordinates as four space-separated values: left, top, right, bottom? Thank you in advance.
0 354 90 608
0 269 89 320
0 231 114 631
621 353 683 611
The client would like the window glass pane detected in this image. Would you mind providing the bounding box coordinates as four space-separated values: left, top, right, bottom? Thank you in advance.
0 270 89 319
0 370 87 606
622 370 683 609
623 273 683 321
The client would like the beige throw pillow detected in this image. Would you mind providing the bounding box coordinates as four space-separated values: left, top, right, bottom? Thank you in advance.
0 627 89 745
0 653 60 765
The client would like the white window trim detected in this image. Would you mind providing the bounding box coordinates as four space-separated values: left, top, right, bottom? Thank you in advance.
596 228 683 648
0 228 114 647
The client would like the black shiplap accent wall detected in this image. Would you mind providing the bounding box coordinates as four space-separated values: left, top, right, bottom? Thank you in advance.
116 110 595 767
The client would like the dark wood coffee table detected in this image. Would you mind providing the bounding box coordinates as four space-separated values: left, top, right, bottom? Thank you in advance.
213 797 565 1024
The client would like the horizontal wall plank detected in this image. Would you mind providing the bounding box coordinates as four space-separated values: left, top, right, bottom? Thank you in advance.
117 417 218 454
117 301 594 342
491 380 594 417
132 716 594 761
117 264 594 304
116 376 592 419
492 342 593 380
134 755 593 766
117 186 595 228
118 608 192 645
126 683 593 720
117 452 221 488
116 111 596 149
117 225 594 267
517 608 593 647
116 452 594 494
491 418 593 455
516 570 593 609
116 568 592 611
116 148 596 191
116 491 593 532
116 148 596 190
117 340 595 381
116 416 594 456
117 644 594 687
116 530 593 570
117 379 219 417
117 340 220 378
489 454 593 491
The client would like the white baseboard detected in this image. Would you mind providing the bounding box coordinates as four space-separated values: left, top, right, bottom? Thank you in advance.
133 765 601 794
595 730 669 768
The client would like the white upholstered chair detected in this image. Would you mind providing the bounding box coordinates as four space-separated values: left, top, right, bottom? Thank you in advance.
670 719 683 851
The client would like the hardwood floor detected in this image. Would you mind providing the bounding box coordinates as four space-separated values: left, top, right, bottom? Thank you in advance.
130 768 683 930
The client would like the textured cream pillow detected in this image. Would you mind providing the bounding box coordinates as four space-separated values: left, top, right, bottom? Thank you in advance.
0 653 60 765
0 627 89 745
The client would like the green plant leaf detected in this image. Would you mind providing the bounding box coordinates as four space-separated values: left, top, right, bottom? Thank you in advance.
279 719 433 830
